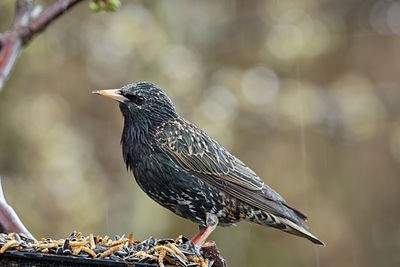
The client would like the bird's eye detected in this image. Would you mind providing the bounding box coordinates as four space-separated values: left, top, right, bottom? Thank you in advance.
134 96 145 105
127 94 145 105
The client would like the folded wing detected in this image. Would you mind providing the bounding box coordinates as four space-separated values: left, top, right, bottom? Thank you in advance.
155 119 308 226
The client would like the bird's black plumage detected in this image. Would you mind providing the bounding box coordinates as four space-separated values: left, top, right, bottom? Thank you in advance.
93 81 324 246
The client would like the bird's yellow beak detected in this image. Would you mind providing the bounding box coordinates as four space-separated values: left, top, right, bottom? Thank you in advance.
92 89 128 102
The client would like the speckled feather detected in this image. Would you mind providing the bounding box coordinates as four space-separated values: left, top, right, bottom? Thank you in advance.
155 119 307 225
108 82 324 246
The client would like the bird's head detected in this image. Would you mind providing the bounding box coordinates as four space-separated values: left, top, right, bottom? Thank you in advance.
93 82 178 138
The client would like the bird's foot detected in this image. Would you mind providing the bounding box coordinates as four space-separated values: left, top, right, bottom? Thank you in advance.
191 224 217 247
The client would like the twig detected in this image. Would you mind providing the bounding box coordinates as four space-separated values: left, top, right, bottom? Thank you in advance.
0 0 33 89
202 241 228 267
0 0 83 91
13 0 34 30
27 0 82 43
0 177 36 241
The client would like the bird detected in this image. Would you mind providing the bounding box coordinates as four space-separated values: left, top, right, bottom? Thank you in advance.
93 81 325 247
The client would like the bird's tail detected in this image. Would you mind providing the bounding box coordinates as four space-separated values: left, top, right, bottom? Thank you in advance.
277 217 325 246
249 210 325 246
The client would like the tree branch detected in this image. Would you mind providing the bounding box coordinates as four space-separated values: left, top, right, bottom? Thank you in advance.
0 0 85 241
13 0 34 30
0 32 22 89
26 0 82 43
0 0 84 91
0 177 36 241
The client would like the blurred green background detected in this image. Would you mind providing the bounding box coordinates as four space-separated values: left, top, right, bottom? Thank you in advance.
1 0 399 266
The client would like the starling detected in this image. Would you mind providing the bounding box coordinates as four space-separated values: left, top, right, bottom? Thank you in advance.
93 82 325 247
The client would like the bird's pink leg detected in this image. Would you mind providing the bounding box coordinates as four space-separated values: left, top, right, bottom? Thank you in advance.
191 224 217 247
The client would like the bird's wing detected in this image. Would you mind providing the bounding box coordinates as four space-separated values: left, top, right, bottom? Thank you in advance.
155 119 307 223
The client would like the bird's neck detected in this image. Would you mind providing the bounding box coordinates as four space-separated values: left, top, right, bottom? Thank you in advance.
121 118 154 170
122 119 151 144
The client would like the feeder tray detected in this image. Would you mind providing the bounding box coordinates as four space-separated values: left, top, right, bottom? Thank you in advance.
0 232 213 267
0 251 201 266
